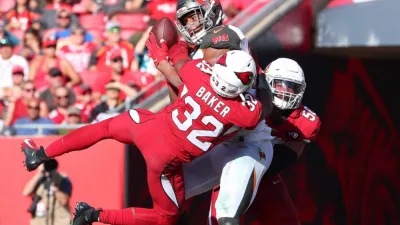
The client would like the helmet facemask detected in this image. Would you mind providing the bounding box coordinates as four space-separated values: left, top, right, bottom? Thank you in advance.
175 1 224 45
268 78 305 110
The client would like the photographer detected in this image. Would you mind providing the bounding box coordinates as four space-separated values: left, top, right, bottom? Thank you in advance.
22 159 72 225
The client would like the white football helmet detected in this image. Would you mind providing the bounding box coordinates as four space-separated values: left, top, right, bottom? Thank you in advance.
210 50 257 99
265 58 306 110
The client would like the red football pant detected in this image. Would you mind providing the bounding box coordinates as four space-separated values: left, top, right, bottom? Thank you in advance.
45 110 186 224
208 175 300 225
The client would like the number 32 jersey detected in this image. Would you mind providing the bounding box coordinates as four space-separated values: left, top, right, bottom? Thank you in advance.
163 59 262 162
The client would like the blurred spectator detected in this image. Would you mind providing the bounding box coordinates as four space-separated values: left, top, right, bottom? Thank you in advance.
0 21 21 46
29 0 44 14
89 21 135 71
54 11 94 44
41 6 78 30
45 0 73 11
48 86 74 124
39 67 76 111
22 160 72 225
57 25 96 72
73 84 94 123
29 36 80 92
146 0 176 21
3 80 48 127
15 28 42 61
14 98 57 136
127 0 176 21
66 105 81 124
131 26 158 76
0 37 29 98
125 0 148 11
4 0 40 31
92 48 138 101
8 65 26 100
89 81 123 122
223 0 251 18
30 19 45 35
87 0 127 15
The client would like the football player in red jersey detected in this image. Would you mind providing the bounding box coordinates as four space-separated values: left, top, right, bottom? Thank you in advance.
22 50 268 225
148 1 275 225
241 58 321 225
204 58 321 225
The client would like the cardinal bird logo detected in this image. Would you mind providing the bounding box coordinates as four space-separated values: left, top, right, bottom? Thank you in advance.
216 53 228 66
234 71 254 85
217 53 253 85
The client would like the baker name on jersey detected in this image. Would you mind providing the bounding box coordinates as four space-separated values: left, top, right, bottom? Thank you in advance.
196 86 231 117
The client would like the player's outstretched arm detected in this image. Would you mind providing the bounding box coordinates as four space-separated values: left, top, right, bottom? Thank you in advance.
146 34 184 89
157 60 183 88
44 112 135 158
256 73 274 119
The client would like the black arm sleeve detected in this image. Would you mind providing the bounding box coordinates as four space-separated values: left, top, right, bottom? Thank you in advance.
256 73 273 118
264 144 298 176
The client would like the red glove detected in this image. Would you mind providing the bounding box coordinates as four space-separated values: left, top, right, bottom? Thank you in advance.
168 41 190 65
145 32 169 67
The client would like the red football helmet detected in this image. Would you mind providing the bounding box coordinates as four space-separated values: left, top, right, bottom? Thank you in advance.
175 0 225 45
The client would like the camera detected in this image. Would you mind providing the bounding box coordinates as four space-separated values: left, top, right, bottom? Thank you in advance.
44 159 58 172
27 159 59 217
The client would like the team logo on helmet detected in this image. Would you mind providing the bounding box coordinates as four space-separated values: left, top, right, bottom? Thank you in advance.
234 71 254 85
216 53 228 66
264 63 271 73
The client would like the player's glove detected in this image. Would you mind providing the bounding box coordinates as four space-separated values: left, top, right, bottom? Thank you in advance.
21 139 49 172
71 202 101 225
145 32 168 67
168 41 190 65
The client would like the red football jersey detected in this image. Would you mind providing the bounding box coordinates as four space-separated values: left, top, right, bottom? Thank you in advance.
95 42 135 70
58 42 97 73
266 104 321 142
164 59 262 161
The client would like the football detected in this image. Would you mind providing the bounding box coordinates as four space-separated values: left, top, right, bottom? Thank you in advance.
150 17 179 48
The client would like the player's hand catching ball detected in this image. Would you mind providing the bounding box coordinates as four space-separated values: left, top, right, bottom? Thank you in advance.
145 32 169 67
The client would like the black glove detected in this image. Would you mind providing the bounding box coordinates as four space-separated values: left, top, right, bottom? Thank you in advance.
72 202 101 225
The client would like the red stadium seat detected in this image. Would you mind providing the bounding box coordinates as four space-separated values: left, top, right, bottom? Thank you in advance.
79 70 109 88
128 72 164 101
87 29 105 41
72 0 90 14
78 13 106 30
115 13 150 31
120 29 141 41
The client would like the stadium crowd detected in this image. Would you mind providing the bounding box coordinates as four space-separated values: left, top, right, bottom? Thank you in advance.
0 0 249 136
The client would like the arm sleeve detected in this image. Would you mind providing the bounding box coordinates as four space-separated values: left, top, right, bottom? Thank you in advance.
45 111 135 157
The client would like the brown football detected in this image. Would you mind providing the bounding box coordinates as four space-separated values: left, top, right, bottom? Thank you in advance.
150 17 179 48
